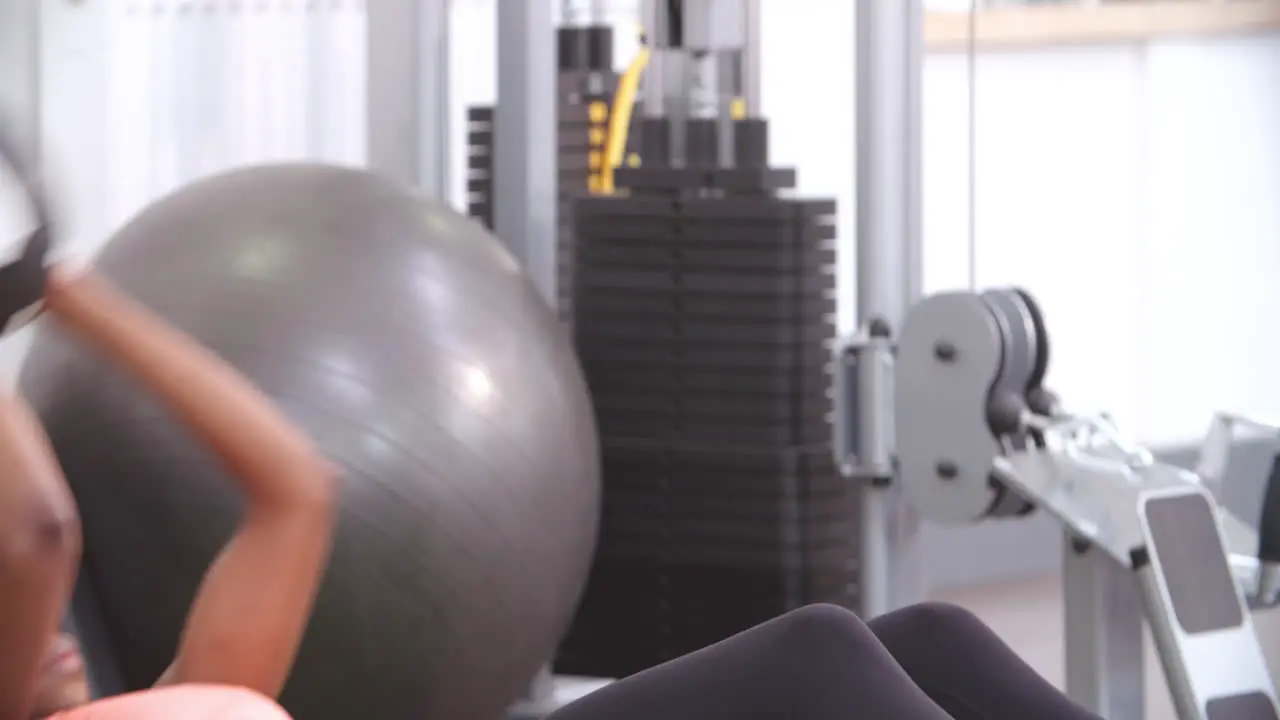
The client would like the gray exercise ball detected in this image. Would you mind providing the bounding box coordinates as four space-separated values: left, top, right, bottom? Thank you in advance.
19 164 601 720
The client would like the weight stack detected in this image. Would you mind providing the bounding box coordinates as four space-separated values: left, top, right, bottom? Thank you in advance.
466 24 627 326
556 117 855 679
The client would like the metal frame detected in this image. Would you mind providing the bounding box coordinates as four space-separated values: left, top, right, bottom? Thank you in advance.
1060 414 1280 717
492 0 558 302
894 287 1280 720
0 0 39 146
479 0 931 621
851 0 928 617
1062 538 1146 717
364 0 451 200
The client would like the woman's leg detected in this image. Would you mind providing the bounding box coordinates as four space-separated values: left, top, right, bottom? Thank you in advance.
869 601 1102 720
546 604 953 720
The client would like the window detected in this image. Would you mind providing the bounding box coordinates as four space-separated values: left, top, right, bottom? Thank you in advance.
925 0 1280 50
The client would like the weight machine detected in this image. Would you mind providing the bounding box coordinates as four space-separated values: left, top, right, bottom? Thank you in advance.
836 286 1280 719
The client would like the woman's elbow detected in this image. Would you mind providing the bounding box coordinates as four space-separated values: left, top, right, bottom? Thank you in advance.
0 500 81 573
293 458 340 513
256 455 340 517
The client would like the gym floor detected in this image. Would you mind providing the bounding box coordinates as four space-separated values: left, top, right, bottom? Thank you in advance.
938 573 1280 720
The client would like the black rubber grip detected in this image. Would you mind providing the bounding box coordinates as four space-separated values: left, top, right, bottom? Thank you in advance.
1259 453 1280 564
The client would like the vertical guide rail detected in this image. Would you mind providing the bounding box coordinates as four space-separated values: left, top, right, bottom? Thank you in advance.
850 0 926 617
493 0 558 302
494 0 560 708
0 0 40 146
491 0 558 301
740 0 762 118
364 0 451 200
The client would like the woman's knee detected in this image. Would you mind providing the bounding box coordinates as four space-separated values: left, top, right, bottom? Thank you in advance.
892 601 988 636
771 603 876 656
869 601 998 659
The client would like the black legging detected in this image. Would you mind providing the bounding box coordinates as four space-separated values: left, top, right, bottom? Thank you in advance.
547 602 1102 719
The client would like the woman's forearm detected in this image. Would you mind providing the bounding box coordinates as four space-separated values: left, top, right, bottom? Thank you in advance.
45 269 334 508
0 395 81 720
0 534 77 720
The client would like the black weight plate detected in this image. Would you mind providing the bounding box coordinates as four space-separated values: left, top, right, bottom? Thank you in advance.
578 337 830 366
573 268 829 294
574 195 680 219
575 313 834 343
599 472 846 500
580 365 828 393
576 234 834 262
574 247 836 275
591 394 828 422
568 287 834 320
599 476 847 504
679 196 838 221
613 166 798 194
600 439 834 463
574 219 835 246
592 536 856 567
597 493 852 522
585 380 834 409
588 389 828 420
594 414 830 446
573 194 837 224
594 525 856 559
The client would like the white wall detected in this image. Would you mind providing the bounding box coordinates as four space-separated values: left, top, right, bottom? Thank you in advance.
0 0 368 378
926 34 1280 450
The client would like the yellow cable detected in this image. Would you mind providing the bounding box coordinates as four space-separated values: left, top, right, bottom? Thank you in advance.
600 42 651 194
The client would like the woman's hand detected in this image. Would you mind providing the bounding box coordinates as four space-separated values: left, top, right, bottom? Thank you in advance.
43 262 91 318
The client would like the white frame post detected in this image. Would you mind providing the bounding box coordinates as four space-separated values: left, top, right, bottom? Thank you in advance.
365 0 451 200
853 0 927 617
492 0 558 302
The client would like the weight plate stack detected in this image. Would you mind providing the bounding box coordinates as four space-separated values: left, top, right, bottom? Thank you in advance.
557 119 856 678
465 105 494 230
570 194 836 446
555 440 856 678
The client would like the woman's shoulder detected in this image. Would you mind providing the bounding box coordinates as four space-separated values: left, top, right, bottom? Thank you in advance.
45 684 291 720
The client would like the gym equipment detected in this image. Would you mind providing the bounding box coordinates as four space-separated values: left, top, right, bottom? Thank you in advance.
556 0 852 679
877 288 1280 720
0 117 51 335
468 19 640 331
19 164 602 720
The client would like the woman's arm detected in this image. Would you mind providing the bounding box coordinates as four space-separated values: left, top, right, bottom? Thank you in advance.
45 268 338 699
0 394 81 720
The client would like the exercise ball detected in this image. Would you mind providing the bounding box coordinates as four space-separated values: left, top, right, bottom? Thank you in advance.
19 164 601 720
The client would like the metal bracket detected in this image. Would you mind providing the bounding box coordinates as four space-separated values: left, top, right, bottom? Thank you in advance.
832 319 896 485
1195 412 1280 610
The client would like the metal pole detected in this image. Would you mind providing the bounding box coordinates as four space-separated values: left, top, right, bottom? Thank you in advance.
741 0 762 117
1063 541 1146 717
493 0 558 301
854 0 926 617
494 0 559 702
365 0 451 200
0 0 40 148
